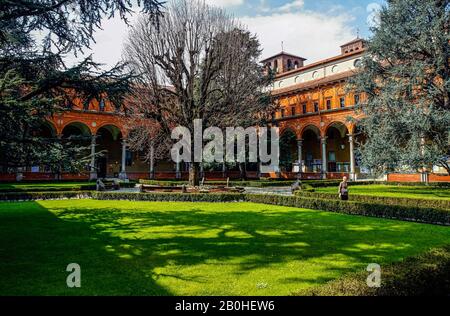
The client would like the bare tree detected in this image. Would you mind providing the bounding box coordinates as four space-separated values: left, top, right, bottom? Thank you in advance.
123 0 274 185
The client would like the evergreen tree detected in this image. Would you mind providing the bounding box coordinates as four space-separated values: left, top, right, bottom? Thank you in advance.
350 0 450 175
0 0 163 172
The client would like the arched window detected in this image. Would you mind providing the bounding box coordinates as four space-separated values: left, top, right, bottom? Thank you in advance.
287 59 293 71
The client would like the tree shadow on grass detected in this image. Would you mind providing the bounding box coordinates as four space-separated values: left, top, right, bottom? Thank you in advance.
1 201 449 295
30 202 450 295
0 201 171 296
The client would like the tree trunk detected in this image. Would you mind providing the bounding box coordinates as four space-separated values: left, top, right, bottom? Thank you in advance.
189 162 200 186
439 161 450 176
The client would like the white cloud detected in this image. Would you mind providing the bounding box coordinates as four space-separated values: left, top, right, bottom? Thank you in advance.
204 0 245 7
64 15 136 69
241 11 356 64
277 0 304 12
63 1 356 70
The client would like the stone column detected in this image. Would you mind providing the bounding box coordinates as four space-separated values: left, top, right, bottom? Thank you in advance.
420 136 429 183
89 136 97 180
222 162 227 178
149 144 155 179
119 140 128 180
349 134 356 181
176 155 181 180
200 163 205 179
321 137 328 179
297 139 303 179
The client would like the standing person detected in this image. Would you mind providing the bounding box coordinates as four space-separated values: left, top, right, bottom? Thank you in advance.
338 176 349 201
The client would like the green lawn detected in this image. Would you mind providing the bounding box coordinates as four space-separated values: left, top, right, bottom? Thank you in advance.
315 184 450 201
0 200 449 296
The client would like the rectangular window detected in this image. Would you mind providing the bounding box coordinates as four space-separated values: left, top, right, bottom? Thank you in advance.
280 109 285 117
354 94 360 105
291 106 296 116
314 102 319 113
326 99 332 110
340 97 346 108
83 100 89 111
302 103 307 114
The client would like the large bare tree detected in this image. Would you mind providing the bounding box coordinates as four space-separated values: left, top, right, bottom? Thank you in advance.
123 0 274 185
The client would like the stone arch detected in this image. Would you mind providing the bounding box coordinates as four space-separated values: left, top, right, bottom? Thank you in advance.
300 124 321 139
301 125 322 173
38 120 57 138
60 122 92 174
325 121 350 173
94 124 123 140
279 126 300 140
325 121 349 138
95 124 124 178
61 121 92 137
280 129 298 172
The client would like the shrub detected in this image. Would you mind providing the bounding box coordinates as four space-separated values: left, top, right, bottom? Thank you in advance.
295 191 450 210
93 192 450 226
0 181 137 193
387 182 450 188
300 183 315 192
0 185 97 193
2 190 449 226
296 245 450 296
245 194 450 226
0 191 93 201
93 192 245 203
138 179 296 188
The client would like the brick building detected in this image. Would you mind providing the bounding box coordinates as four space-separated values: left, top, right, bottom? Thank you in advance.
265 38 367 180
4 37 447 182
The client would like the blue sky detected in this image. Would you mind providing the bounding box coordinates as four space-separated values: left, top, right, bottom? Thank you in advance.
66 0 385 68
214 0 380 37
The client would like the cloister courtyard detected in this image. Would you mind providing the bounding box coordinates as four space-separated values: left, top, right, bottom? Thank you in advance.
1 180 449 296
1 0 449 300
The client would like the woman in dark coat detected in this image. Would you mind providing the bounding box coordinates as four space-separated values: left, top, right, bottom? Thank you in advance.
338 176 349 201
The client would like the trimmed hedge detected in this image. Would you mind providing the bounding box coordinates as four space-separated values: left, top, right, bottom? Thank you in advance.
138 179 297 188
296 245 450 296
0 191 93 201
92 192 450 226
245 194 450 226
0 182 136 193
2 190 449 226
388 181 450 188
92 191 245 202
0 185 96 193
296 191 450 211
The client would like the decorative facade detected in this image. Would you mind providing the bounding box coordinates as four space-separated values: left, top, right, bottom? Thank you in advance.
0 39 369 182
267 38 366 180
